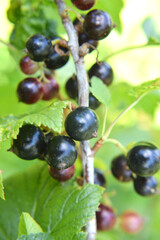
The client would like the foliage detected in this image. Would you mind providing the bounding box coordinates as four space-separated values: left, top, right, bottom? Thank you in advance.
0 171 5 200
0 101 68 142
0 0 160 240
0 163 103 240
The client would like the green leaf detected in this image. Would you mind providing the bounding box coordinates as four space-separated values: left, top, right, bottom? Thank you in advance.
142 17 160 45
0 163 103 240
73 232 86 240
8 0 57 49
0 171 5 200
18 212 43 237
90 77 111 106
0 101 68 142
130 78 160 98
17 233 52 240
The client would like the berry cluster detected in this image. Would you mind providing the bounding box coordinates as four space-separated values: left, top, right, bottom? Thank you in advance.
65 6 114 109
9 0 159 236
10 106 99 182
17 34 70 104
111 142 160 196
96 204 144 234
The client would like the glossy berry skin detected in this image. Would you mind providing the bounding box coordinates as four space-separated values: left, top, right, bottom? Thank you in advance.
45 135 78 170
88 61 113 86
38 132 54 160
120 211 144 234
71 0 95 10
78 31 98 53
11 124 46 160
17 78 43 104
83 10 113 40
94 168 106 187
111 155 133 182
133 176 157 196
49 165 75 182
127 142 160 177
96 204 116 231
26 34 52 62
65 75 78 99
42 75 59 100
89 93 101 110
65 76 100 109
45 45 69 70
20 55 39 75
65 107 98 141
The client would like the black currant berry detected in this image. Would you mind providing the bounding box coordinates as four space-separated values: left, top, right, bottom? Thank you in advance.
17 78 43 104
88 61 113 86
49 165 75 182
42 75 59 101
111 155 133 182
45 135 78 170
11 124 46 160
26 34 52 62
65 75 78 99
94 168 106 187
38 131 55 161
71 0 95 10
96 204 116 231
45 44 69 70
20 55 39 75
120 211 144 234
83 10 113 40
78 31 98 53
65 107 98 141
127 142 160 177
89 93 101 110
81 167 106 186
133 175 157 196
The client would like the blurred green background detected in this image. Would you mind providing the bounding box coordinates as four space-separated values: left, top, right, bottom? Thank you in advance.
0 0 160 239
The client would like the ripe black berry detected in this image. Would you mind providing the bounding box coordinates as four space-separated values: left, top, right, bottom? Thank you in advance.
45 135 78 170
65 107 98 141
42 75 59 101
96 204 116 231
120 211 144 234
65 76 100 109
127 142 160 177
65 75 78 99
88 61 113 86
83 10 113 40
11 124 46 160
78 31 98 53
45 44 69 70
49 165 75 182
20 55 39 75
71 0 95 10
17 78 43 104
111 155 133 182
89 93 101 110
26 34 52 62
38 131 55 160
133 175 157 196
94 168 106 187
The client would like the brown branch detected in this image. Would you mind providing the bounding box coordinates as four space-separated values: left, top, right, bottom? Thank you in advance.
54 0 96 239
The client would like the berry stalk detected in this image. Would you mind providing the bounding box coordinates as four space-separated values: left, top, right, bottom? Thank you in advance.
54 0 96 239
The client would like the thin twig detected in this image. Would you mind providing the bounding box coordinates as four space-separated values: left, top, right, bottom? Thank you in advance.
92 93 147 155
104 43 160 60
0 39 22 54
54 1 96 239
